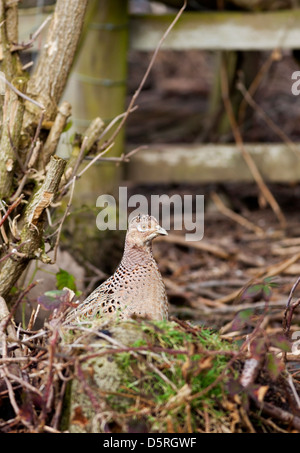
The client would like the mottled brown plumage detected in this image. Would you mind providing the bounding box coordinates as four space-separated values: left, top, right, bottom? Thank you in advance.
66 215 168 323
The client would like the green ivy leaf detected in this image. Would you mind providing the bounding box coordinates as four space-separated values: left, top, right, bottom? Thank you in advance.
9 286 18 295
241 284 262 301
56 268 77 292
231 308 254 330
263 277 280 288
269 334 291 352
262 285 272 301
265 352 284 381
37 289 69 311
250 337 267 358
62 120 73 133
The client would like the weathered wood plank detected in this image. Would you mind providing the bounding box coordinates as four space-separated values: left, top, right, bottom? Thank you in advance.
130 10 300 51
126 144 300 183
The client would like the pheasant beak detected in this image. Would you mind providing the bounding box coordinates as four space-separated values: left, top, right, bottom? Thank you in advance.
156 225 168 236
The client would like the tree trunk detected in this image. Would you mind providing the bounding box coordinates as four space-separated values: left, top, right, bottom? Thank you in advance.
23 0 88 131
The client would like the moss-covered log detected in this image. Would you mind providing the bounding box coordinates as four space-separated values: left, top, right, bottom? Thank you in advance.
62 319 235 433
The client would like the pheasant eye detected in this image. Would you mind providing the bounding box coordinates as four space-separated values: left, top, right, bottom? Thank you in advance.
137 224 147 232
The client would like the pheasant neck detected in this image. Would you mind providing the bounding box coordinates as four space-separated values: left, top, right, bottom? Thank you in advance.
122 241 155 267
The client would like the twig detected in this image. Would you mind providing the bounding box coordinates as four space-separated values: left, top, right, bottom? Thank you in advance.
237 80 300 157
0 213 9 244
41 101 72 167
214 252 300 305
97 0 187 153
10 15 52 52
271 245 300 256
78 346 189 362
0 296 18 344
251 413 288 433
199 299 287 315
69 136 88 181
0 194 24 228
52 176 76 263
285 276 300 312
96 107 138 149
283 293 300 361
3 376 20 417
43 425 61 434
211 191 265 236
51 377 68 430
41 325 59 419
265 252 300 279
220 55 286 229
285 298 300 335
85 145 148 164
91 329 178 392
22 61 34 71
0 240 30 265
238 51 275 125
75 361 103 413
1 282 37 332
251 397 300 431
3 369 43 398
0 73 45 111
69 142 114 185
9 170 33 203
283 277 300 361
64 122 141 182
188 353 241 402
287 372 300 409
157 233 230 260
24 111 45 170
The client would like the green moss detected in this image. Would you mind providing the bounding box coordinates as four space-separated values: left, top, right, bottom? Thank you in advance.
64 319 238 432
85 320 237 432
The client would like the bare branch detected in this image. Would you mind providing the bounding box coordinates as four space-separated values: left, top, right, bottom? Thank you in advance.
52 176 76 264
220 55 287 229
41 101 72 167
10 15 52 52
97 0 187 153
0 194 24 228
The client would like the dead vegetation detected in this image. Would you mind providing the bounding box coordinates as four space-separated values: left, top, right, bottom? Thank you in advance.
0 271 300 433
2 184 300 433
1 0 300 434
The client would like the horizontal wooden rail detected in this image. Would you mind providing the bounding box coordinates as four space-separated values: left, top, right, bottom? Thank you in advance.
130 10 300 51
126 143 300 183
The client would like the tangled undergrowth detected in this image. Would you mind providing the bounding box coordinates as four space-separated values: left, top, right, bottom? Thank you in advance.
1 292 300 433
65 319 236 433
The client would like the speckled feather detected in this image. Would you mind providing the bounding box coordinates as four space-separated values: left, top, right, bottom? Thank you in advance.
66 215 168 322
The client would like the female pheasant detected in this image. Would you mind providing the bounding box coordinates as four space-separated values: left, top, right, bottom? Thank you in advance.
66 215 168 323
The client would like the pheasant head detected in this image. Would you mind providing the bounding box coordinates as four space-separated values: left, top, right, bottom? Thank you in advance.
125 214 167 248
